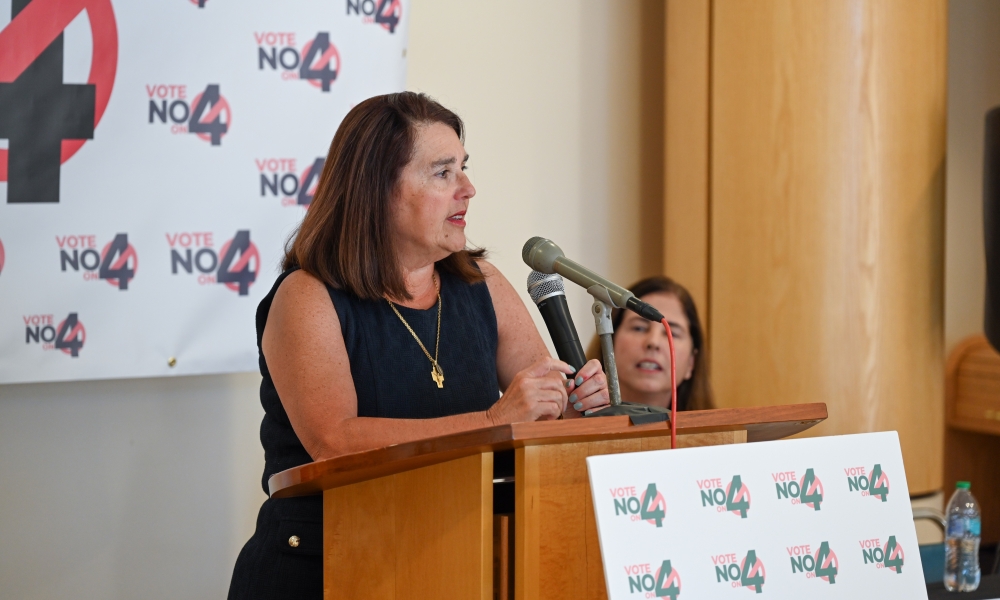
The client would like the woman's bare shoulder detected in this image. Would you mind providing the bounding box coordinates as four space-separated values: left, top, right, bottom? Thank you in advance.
475 257 501 277
273 269 334 309
474 259 548 387
266 270 340 345
475 259 518 303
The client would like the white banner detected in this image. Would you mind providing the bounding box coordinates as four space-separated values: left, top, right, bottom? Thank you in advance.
0 0 408 383
587 432 927 599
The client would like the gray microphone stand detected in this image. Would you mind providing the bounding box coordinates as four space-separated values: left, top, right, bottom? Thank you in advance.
583 285 671 425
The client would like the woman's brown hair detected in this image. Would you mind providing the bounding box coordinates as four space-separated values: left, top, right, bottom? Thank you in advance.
283 92 485 300
586 276 714 411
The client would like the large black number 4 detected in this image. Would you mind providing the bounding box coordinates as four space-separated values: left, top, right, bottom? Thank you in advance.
375 0 400 33
189 84 228 146
217 230 256 296
300 34 338 92
55 313 84 357
298 158 324 206
99 233 134 290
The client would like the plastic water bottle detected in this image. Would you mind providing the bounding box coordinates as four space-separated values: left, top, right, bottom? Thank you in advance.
944 481 981 592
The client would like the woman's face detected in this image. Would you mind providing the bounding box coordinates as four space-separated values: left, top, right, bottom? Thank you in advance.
613 292 697 396
392 122 475 269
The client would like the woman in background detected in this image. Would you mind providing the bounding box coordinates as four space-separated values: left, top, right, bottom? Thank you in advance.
587 276 713 412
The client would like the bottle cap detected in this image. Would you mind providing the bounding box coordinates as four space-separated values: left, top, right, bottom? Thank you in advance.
956 481 971 489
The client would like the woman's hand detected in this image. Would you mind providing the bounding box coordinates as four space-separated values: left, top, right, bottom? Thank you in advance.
563 358 610 418
487 357 576 424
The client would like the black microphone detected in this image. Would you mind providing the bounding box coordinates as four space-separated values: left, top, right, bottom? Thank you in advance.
522 236 665 321
527 271 588 371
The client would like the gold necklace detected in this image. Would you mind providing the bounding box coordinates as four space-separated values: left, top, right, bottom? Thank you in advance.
386 277 444 388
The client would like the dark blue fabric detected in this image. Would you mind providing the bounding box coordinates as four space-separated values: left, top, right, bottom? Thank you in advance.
328 266 500 420
229 266 500 599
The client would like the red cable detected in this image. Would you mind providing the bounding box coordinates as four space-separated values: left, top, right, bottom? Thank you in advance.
662 318 677 449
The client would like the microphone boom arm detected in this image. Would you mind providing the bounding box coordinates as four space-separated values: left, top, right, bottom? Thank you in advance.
523 237 664 321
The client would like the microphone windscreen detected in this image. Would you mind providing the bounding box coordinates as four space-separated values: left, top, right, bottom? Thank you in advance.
527 271 566 305
522 237 564 273
522 236 546 264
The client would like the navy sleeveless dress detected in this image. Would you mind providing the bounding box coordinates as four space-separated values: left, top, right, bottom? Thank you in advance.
228 266 500 599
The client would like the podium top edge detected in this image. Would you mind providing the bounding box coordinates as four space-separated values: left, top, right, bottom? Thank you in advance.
267 403 828 498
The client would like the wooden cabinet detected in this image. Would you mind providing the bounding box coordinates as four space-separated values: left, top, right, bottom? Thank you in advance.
945 335 1000 544
948 335 1000 436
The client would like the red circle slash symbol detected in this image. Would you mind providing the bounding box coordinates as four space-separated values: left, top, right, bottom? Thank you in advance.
0 0 118 203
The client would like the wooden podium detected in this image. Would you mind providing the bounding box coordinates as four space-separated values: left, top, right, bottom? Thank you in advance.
269 403 827 600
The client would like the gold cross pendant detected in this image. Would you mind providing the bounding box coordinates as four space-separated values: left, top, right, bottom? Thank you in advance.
431 364 444 389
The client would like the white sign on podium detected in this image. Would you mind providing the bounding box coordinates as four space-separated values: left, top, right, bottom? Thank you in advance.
586 432 927 599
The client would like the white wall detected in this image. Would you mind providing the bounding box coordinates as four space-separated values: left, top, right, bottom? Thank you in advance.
406 0 649 337
0 2 649 598
946 0 1000 352
0 373 264 599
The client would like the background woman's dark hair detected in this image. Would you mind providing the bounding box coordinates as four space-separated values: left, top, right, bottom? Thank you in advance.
586 276 714 411
283 92 485 300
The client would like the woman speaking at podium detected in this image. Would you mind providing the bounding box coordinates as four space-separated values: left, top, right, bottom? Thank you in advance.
228 92 609 599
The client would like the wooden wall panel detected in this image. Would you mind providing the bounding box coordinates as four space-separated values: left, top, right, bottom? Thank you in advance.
639 0 666 277
708 0 946 494
664 0 712 315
